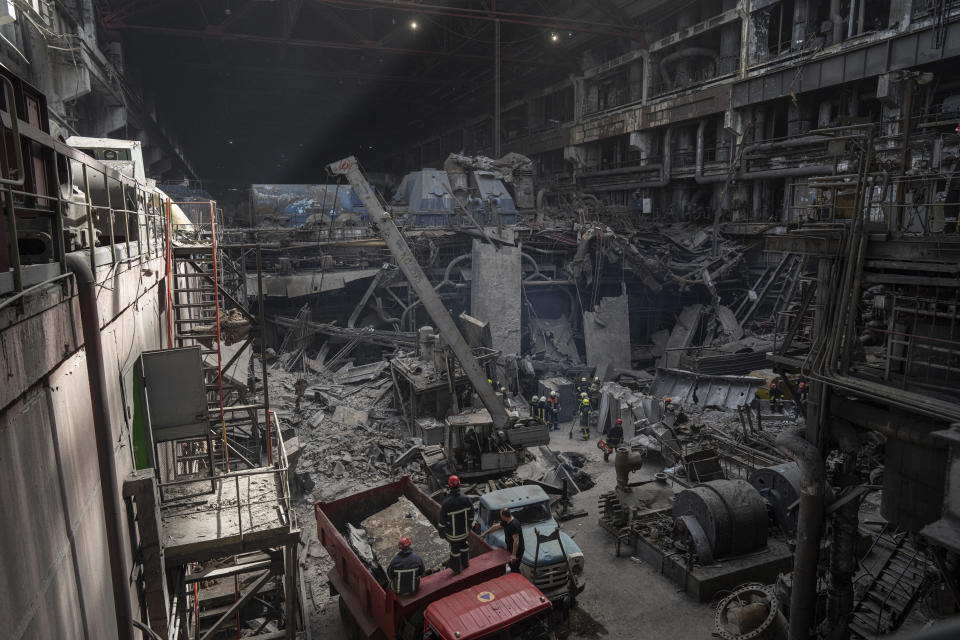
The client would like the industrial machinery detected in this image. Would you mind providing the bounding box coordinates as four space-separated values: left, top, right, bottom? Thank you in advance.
598 450 798 602
672 479 770 563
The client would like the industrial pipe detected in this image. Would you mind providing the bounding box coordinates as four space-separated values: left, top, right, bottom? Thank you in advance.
66 252 135 640
738 164 835 180
614 446 644 490
830 396 939 447
775 429 826 640
635 128 673 188
695 120 735 184
638 50 650 104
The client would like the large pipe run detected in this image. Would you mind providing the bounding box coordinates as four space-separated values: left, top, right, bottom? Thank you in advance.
66 253 135 640
635 128 673 188
830 396 938 447
775 429 826 640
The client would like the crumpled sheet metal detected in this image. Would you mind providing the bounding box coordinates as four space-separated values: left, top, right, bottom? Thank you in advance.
650 367 763 409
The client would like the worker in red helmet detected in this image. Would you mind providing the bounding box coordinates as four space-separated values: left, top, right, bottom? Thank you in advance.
439 475 474 574
386 537 425 596
605 418 624 462
769 381 782 413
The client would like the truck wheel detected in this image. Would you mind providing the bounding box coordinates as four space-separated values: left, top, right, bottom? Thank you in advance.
338 596 363 640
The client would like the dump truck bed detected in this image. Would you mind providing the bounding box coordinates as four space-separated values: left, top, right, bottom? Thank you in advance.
315 475 511 640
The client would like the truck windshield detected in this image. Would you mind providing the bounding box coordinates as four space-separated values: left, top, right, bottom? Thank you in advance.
510 502 552 525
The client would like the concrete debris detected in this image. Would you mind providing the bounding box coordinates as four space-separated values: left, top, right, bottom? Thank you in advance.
331 405 369 427
659 304 703 369
184 308 252 347
360 496 448 574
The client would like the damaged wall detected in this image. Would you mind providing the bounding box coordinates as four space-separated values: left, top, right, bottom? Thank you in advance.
470 240 522 355
583 289 632 374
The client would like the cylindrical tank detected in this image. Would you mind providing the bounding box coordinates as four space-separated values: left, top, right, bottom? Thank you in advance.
672 479 768 558
749 462 803 535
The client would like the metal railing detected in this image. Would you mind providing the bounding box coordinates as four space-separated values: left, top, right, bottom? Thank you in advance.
1 79 167 298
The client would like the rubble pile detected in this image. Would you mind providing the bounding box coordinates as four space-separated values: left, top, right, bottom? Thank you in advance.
360 497 448 574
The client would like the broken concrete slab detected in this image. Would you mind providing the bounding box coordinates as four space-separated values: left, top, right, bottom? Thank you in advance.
715 305 744 341
336 361 388 384
531 315 583 365
470 240 522 354
332 405 369 427
658 304 703 369
459 312 493 348
361 496 448 573
583 289 631 372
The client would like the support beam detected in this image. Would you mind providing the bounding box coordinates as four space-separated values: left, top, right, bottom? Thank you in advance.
199 569 275 640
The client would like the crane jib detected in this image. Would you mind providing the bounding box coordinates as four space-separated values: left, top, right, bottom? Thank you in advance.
326 156 511 429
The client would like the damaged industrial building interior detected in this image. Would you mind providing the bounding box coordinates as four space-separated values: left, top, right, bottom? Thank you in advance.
5 0 960 639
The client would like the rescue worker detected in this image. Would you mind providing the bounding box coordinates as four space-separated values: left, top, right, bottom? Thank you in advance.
577 392 591 441
538 396 548 424
576 377 589 396
530 395 542 423
770 381 782 413
604 418 624 462
547 391 560 431
500 386 511 410
795 376 808 420
439 475 474 574
294 378 308 412
386 537 425 596
589 376 601 407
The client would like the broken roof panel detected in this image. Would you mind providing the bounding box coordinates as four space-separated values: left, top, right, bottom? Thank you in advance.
651 368 763 410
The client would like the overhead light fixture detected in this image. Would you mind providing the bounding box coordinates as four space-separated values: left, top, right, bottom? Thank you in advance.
550 33 559 42
410 20 418 30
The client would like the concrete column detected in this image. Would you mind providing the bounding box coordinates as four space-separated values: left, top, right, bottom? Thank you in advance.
470 240 522 355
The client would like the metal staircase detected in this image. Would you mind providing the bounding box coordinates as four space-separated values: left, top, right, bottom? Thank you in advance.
736 253 804 330
167 202 267 475
849 529 932 639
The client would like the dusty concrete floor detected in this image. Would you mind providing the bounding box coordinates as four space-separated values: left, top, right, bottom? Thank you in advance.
547 424 716 640
303 417 718 640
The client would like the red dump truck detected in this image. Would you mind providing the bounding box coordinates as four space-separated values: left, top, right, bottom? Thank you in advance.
315 476 555 640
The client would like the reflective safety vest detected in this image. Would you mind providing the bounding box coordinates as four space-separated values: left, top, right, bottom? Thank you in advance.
441 490 474 542
390 567 421 596
444 506 471 541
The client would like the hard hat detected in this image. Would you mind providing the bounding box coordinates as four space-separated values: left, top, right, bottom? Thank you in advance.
581 377 587 382
531 395 539 402
550 390 557 397
448 475 460 488
616 418 623 424
664 397 672 403
500 386 507 393
594 376 599 382
398 537 411 551
539 396 547 402
798 381 806 388
580 392 588 398
487 378 493 384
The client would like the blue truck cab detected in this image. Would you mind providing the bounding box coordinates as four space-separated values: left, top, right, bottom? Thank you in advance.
474 485 585 604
